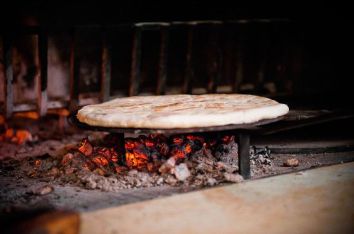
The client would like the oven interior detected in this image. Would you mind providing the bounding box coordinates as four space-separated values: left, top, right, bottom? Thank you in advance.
1 3 354 233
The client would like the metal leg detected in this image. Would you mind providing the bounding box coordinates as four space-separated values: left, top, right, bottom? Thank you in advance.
114 133 126 166
237 132 251 179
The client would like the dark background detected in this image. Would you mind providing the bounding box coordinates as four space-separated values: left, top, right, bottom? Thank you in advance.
1 1 353 108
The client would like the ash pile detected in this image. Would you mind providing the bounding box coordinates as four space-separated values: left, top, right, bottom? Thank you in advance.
0 133 274 192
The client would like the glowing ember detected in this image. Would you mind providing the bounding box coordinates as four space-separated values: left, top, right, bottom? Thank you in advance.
92 156 109 167
67 133 235 173
13 111 40 120
78 138 93 156
0 128 33 144
34 159 42 167
222 135 235 144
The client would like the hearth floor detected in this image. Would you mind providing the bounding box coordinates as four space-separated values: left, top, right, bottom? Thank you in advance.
81 161 354 234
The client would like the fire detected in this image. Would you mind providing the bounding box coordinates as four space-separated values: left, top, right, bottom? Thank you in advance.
0 128 33 144
67 133 235 174
124 134 207 168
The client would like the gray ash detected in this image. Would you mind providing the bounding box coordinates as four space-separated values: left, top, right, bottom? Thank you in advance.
0 133 274 192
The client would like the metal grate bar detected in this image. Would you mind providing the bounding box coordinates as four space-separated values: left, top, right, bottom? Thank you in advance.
69 29 80 112
207 24 222 93
237 132 251 179
156 26 169 95
38 29 48 116
129 27 142 96
233 23 246 93
183 25 194 94
101 29 111 102
3 35 14 118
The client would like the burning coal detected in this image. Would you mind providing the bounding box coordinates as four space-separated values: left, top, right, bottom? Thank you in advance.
0 128 33 145
62 133 235 174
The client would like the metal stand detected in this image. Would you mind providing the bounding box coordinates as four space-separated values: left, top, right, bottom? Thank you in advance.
112 133 126 165
237 132 251 179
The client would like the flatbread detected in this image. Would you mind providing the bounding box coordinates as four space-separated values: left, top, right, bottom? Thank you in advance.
77 94 289 129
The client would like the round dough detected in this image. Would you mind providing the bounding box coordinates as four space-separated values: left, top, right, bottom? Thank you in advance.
77 94 289 129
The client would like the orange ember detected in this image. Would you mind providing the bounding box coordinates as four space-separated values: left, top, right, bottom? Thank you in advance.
222 135 234 144
185 144 192 154
125 151 149 169
186 135 205 144
145 139 155 148
125 139 136 150
34 159 42 167
78 138 93 156
92 156 109 167
170 148 186 159
0 128 32 144
110 149 119 162
13 111 39 120
172 137 184 145
68 133 234 173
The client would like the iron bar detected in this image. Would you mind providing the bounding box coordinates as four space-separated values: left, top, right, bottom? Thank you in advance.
69 29 80 112
129 27 142 96
101 29 111 102
237 132 251 179
38 29 48 116
3 35 14 118
233 23 245 93
183 25 194 94
156 26 169 95
207 24 222 93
